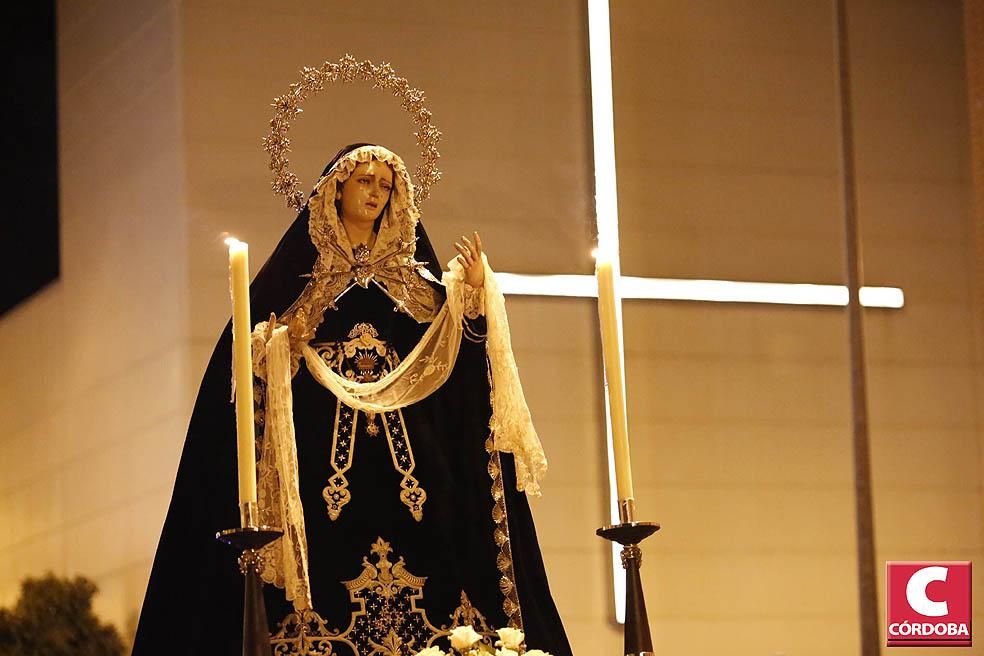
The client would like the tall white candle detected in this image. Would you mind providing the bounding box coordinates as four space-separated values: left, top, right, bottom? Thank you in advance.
227 238 258 511
595 257 635 501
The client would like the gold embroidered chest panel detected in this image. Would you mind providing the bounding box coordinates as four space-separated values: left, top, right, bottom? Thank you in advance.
312 323 427 522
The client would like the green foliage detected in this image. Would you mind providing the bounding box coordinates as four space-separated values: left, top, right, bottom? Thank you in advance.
0 574 124 656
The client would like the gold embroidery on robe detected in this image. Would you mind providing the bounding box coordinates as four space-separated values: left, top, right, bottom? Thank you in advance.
270 538 495 656
314 323 427 521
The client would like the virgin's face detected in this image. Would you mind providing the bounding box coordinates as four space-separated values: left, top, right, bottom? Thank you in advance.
338 159 394 224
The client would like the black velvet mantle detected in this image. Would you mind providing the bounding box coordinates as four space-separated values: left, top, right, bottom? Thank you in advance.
132 145 572 656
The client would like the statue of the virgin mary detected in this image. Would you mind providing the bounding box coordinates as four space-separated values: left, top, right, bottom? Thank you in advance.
132 142 573 656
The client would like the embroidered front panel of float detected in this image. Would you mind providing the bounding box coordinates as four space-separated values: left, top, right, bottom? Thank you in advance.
271 537 495 656
312 322 427 521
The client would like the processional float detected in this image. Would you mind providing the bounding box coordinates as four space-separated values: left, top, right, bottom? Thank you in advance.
216 53 658 656
216 54 445 656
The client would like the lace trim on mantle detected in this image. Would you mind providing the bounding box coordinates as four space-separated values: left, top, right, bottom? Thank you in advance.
256 325 311 609
463 282 485 320
487 436 523 630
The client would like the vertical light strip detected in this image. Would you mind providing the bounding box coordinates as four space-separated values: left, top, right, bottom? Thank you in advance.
604 393 627 624
587 0 627 625
588 0 619 263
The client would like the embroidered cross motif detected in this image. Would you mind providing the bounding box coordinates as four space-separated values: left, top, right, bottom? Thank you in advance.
269 538 494 656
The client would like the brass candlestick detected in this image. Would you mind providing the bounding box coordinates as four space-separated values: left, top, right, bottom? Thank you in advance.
216 523 284 656
597 498 660 656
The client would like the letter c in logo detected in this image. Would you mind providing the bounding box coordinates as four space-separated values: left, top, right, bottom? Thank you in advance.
906 566 948 617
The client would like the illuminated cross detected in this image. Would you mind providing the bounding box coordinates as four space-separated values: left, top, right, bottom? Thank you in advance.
495 0 904 624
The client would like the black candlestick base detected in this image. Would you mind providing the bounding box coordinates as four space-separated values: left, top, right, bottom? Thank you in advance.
216 526 284 656
597 520 660 656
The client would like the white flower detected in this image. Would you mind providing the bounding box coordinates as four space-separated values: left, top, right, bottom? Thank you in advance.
450 625 483 652
495 649 518 656
413 648 447 656
523 651 552 656
495 628 525 651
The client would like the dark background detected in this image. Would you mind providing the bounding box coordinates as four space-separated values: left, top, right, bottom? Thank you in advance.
0 2 59 316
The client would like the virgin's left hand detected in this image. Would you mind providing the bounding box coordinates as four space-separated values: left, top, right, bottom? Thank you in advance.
454 232 485 288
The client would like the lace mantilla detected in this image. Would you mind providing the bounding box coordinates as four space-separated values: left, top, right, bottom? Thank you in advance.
481 257 546 494
278 146 444 356
257 326 311 609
